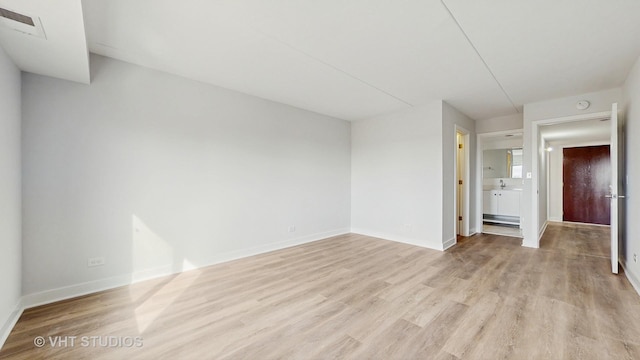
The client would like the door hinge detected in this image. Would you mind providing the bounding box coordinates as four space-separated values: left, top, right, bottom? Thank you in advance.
458 216 463 221
458 144 463 149
458 180 463 185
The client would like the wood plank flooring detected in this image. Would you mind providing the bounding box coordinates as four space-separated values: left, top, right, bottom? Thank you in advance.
1 222 639 359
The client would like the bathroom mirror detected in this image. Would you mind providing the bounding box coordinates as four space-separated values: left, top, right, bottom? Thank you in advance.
483 148 523 179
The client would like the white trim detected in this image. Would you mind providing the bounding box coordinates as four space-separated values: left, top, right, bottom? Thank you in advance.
560 221 611 228
0 298 23 350
22 228 350 309
621 261 640 297
22 275 131 310
548 217 563 223
538 220 549 242
350 229 442 251
477 129 524 137
481 230 522 238
476 129 525 248
455 126 471 238
443 237 457 250
533 111 611 126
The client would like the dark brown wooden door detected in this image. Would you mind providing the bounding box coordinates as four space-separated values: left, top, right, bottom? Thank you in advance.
563 145 611 225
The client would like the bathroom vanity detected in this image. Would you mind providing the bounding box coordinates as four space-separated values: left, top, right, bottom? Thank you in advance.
482 188 521 225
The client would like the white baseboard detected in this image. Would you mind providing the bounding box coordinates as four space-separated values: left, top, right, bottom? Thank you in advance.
522 221 547 248
522 238 539 248
0 298 24 350
621 261 640 297
22 228 350 310
442 237 456 250
548 217 562 223
538 221 549 241
350 228 442 251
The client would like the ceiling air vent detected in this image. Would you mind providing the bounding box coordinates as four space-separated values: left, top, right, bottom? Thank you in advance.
0 6 46 39
0 7 34 26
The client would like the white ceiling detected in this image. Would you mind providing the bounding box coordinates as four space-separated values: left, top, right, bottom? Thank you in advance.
0 0 89 84
2 0 640 121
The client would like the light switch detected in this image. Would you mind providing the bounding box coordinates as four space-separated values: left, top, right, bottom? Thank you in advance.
526 172 532 179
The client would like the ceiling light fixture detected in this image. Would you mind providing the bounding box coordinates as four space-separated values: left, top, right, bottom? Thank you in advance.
546 146 554 152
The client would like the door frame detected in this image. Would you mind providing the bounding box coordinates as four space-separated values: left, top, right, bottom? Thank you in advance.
526 110 612 248
454 125 471 237
475 129 524 236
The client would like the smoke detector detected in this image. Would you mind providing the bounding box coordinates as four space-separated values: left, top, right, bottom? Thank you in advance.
0 7 46 39
576 100 590 110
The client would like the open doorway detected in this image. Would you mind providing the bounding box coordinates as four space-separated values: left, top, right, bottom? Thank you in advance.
541 118 612 227
533 109 622 274
456 131 464 235
455 126 471 238
477 131 524 238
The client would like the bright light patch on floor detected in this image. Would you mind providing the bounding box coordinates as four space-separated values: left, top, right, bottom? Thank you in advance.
130 215 201 332
133 271 199 333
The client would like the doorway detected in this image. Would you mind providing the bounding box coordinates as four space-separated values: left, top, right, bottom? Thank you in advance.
457 131 464 235
563 145 611 225
528 105 620 271
477 131 524 238
454 127 470 238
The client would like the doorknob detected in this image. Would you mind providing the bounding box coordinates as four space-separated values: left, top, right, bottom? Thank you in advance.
605 194 625 199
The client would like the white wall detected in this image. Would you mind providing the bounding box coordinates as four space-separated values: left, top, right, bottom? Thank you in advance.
351 102 445 250
482 137 523 150
0 46 22 345
21 55 351 301
442 102 476 241
622 55 640 294
351 101 476 250
525 88 622 122
476 113 523 134
523 88 623 247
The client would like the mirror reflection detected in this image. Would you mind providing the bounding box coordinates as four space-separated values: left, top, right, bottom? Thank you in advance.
483 148 523 179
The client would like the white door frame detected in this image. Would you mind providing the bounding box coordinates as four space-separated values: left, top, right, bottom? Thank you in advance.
526 110 612 248
475 129 524 236
454 125 471 237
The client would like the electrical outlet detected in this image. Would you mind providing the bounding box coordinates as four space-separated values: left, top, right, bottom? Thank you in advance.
88 257 105 267
288 225 296 233
634 254 638 263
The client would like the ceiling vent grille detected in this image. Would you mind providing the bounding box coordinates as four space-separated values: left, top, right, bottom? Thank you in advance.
0 7 35 26
0 6 46 39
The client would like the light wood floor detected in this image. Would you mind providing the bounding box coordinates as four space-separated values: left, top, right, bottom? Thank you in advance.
1 223 639 359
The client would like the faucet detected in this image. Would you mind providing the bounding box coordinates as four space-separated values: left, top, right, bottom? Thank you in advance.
500 179 506 189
